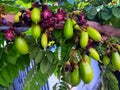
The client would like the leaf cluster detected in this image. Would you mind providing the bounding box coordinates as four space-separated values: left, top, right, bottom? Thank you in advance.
100 71 119 90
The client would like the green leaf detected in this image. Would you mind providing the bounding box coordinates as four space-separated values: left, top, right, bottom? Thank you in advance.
0 59 3 69
0 3 20 14
84 5 97 17
52 29 63 39
0 74 9 87
0 33 5 48
92 0 112 6
105 71 119 90
7 64 18 81
0 1 15 4
15 0 32 9
16 54 30 70
112 7 120 19
33 72 46 86
101 7 112 21
92 0 103 6
24 82 30 90
35 51 45 64
86 13 96 20
30 47 39 60
108 37 119 44
96 43 106 56
59 85 68 90
49 6 58 11
111 17 120 28
22 0 31 4
89 6 97 16
0 49 4 69
47 63 56 75
46 51 54 63
54 44 72 63
24 27 31 36
24 69 49 90
30 80 39 90
40 56 52 74
1 67 12 83
106 63 116 71
6 44 20 64
59 1 74 12
67 0 76 4
5 5 20 14
24 65 35 84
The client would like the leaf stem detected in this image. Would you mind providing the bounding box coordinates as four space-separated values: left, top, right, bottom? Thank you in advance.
100 72 105 90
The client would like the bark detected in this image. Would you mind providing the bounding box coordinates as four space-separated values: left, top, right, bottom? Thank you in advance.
4 14 120 37
87 21 120 37
5 14 14 23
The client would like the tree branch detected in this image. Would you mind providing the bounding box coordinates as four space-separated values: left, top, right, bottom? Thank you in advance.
87 21 120 37
4 14 120 37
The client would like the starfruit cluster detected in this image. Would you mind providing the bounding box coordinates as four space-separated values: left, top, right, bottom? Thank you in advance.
62 13 120 86
63 15 101 61
102 42 120 70
13 4 67 51
4 3 120 88
62 50 93 87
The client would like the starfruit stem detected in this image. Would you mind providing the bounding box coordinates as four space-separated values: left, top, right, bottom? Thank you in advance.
99 60 102 63
35 38 37 44
44 47 46 51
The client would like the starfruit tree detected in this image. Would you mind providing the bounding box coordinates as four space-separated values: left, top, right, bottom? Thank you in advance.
0 0 120 90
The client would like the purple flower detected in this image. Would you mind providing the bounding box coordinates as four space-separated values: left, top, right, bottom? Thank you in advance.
4 30 15 41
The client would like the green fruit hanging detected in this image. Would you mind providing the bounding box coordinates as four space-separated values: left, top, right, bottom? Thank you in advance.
79 60 93 84
72 19 80 30
14 12 22 23
31 24 41 40
79 31 88 48
83 54 91 64
31 7 41 24
111 51 120 70
71 65 81 86
15 37 29 55
41 33 48 48
117 44 120 52
87 27 101 41
103 55 110 66
89 48 100 61
64 18 73 39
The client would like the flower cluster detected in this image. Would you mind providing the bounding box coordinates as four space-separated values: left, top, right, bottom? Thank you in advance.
40 5 66 30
